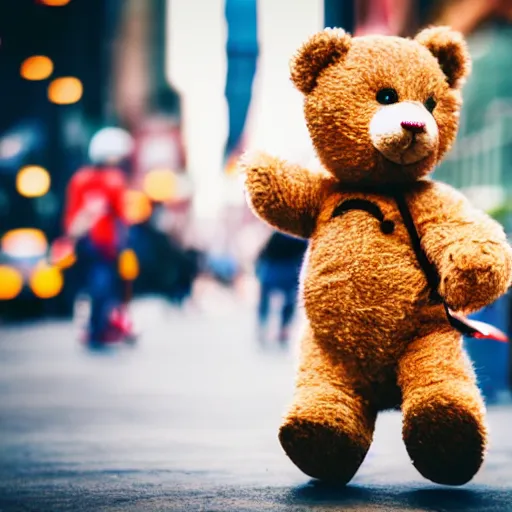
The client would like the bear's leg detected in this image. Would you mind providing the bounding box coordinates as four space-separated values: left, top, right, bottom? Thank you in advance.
398 327 487 486
278 329 376 484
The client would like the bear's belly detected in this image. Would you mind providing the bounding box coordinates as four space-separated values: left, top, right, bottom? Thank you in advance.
302 212 430 345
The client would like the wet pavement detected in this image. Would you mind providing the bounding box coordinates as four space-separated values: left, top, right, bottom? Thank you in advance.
1 298 512 511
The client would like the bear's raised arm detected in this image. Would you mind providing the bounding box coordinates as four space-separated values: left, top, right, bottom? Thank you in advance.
410 181 512 313
240 151 333 239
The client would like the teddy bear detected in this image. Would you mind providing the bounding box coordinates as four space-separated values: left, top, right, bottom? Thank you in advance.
240 26 512 486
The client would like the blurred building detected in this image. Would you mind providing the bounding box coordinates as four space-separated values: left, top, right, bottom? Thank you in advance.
0 0 129 239
434 20 512 220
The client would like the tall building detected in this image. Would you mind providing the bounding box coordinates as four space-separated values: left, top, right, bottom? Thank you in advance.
0 0 123 240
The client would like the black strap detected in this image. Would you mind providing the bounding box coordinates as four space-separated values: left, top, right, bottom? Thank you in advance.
334 188 487 337
392 192 443 303
332 198 395 234
393 191 490 338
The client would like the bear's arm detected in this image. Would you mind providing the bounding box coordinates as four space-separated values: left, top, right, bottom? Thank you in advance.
409 181 512 313
241 151 334 239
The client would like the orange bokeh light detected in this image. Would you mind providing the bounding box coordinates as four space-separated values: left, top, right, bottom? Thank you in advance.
119 249 139 281
20 56 54 81
39 0 72 6
0 266 24 300
48 77 83 105
123 190 153 225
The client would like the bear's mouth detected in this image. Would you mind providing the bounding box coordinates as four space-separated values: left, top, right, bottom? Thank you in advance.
375 133 434 166
398 134 423 164
369 101 439 166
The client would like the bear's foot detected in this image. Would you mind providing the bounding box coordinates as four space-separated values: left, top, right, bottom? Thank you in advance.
279 418 369 485
403 397 487 486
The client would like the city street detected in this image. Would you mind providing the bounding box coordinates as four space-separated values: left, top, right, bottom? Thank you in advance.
1 297 512 511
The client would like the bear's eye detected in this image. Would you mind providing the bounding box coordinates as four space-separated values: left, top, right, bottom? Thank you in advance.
425 96 437 113
376 88 399 105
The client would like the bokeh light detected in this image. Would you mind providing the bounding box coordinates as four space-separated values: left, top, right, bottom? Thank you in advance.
119 249 139 281
1 229 48 259
143 168 176 202
20 56 54 81
48 77 83 105
123 190 153 225
0 266 24 300
39 0 72 6
0 136 24 160
16 166 51 198
29 264 64 299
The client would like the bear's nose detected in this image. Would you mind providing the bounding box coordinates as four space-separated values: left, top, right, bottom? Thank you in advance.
401 121 426 134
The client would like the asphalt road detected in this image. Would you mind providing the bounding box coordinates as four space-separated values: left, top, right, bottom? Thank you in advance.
1 297 512 511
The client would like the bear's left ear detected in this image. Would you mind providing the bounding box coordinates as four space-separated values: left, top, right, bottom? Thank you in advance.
290 28 352 95
415 26 471 89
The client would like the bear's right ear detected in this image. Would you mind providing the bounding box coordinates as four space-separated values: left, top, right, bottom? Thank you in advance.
290 28 352 95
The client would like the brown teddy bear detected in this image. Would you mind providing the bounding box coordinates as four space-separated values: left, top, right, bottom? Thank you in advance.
241 26 512 486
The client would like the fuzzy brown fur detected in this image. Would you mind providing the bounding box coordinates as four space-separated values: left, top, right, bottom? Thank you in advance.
241 26 512 486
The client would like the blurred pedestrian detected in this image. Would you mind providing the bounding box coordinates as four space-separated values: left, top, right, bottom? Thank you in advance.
62 131 134 344
255 231 308 344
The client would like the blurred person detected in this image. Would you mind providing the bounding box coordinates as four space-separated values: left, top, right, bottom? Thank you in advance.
62 131 134 345
255 231 308 344
354 0 413 36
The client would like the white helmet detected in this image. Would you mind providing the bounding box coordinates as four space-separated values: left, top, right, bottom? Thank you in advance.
88 127 134 165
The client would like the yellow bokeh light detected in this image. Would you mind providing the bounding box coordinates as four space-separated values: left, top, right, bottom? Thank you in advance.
48 77 83 105
119 249 139 281
1 229 48 258
143 169 176 202
16 166 51 198
20 56 54 81
123 190 153 225
39 0 72 6
29 264 64 299
0 266 24 300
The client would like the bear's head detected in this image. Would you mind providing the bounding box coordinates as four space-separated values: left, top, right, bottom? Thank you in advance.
291 26 470 184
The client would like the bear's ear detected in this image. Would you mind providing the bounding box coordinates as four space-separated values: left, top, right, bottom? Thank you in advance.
290 28 352 95
415 26 471 89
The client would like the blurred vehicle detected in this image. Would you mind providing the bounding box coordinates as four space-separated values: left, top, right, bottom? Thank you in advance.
0 228 77 320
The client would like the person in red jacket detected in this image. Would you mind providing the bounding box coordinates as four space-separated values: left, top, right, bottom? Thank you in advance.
63 163 130 344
